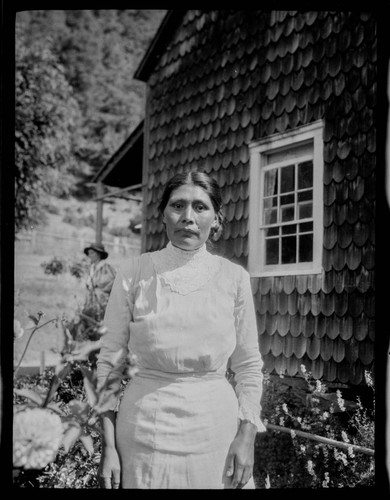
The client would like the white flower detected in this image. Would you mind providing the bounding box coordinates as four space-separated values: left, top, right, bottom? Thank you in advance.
13 408 63 469
336 390 346 412
364 370 373 388
333 449 348 466
322 472 330 487
306 460 315 476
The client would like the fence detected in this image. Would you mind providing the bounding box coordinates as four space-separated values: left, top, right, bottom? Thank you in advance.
15 229 141 259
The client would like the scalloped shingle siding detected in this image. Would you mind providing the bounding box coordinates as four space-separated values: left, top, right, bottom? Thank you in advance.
142 10 376 385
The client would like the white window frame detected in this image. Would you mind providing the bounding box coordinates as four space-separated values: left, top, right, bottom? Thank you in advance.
248 120 324 277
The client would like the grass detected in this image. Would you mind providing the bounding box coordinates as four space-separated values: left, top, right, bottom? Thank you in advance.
14 246 87 366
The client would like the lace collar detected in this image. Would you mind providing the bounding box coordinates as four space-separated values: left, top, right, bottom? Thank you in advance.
150 242 220 295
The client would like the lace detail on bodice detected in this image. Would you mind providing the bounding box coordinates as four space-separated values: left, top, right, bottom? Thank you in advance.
150 242 221 295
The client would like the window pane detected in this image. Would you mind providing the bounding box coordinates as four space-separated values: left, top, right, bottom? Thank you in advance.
264 169 278 196
263 196 278 208
299 233 313 262
280 193 294 205
298 202 313 219
281 235 296 263
281 164 295 193
298 160 313 189
299 221 313 233
282 224 297 235
281 205 295 222
266 227 279 237
266 238 279 264
264 208 278 225
298 189 313 202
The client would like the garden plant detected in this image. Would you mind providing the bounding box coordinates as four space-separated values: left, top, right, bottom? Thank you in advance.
13 302 137 488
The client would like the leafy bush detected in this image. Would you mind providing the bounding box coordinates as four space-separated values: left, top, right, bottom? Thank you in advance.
43 203 60 215
41 257 66 276
254 367 375 488
36 442 101 488
40 255 89 280
68 258 89 280
62 211 96 228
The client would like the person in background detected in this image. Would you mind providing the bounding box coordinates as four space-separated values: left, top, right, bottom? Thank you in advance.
78 243 116 341
96 171 265 489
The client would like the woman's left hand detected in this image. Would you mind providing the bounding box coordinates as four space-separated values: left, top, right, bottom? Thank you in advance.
224 421 257 488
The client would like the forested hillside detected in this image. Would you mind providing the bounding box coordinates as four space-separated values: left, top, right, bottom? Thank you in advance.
15 9 166 232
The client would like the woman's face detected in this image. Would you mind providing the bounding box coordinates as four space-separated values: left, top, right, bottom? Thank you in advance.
163 184 217 251
87 249 101 263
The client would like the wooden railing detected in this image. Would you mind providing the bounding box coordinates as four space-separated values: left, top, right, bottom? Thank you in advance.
265 422 374 456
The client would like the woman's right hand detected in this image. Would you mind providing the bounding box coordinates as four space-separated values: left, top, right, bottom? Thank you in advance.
98 446 121 489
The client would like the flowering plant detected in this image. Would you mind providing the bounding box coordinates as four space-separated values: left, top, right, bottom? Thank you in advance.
13 310 138 486
13 407 64 470
254 365 375 488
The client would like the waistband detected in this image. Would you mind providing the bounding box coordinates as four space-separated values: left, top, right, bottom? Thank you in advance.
135 367 226 382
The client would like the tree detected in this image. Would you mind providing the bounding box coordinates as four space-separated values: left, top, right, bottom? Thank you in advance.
15 21 82 232
14 9 167 216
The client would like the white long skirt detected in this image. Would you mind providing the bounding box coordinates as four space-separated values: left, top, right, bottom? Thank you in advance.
115 371 255 489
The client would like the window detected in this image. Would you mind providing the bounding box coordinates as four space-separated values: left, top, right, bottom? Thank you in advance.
248 121 324 277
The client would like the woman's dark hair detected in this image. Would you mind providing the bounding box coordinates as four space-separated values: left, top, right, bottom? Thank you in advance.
158 171 224 240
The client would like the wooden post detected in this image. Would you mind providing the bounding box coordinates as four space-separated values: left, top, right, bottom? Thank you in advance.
141 88 150 254
39 351 45 374
96 182 104 245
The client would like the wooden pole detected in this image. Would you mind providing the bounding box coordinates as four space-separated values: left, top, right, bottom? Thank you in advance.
265 422 374 456
96 182 104 245
141 87 150 254
39 351 45 375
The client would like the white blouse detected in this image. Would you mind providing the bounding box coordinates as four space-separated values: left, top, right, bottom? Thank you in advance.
97 242 265 432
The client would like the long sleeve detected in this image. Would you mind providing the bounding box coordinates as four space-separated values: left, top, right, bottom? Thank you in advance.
96 258 138 410
229 267 266 432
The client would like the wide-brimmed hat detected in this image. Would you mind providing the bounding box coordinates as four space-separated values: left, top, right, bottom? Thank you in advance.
83 243 108 259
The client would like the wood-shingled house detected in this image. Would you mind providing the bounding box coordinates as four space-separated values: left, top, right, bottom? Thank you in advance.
98 10 376 388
